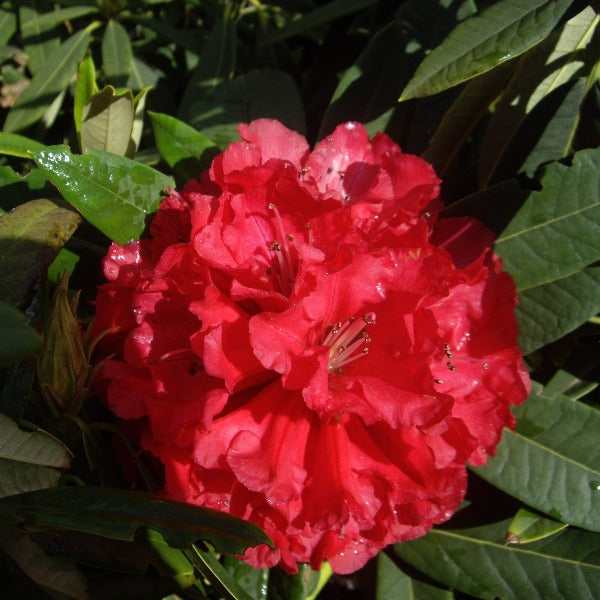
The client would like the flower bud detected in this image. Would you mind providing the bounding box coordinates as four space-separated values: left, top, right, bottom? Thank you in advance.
37 273 89 416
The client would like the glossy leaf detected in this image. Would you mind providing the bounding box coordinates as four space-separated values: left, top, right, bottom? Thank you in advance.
495 148 600 291
400 0 576 101
223 556 269 600
74 55 99 142
376 551 453 600
0 528 89 600
0 131 45 158
474 381 600 531
31 145 174 245
0 198 81 307
80 86 134 155
4 27 92 133
506 508 568 544
0 486 271 554
0 302 41 367
0 413 71 499
479 6 600 185
102 19 133 88
394 519 600 599
149 111 217 167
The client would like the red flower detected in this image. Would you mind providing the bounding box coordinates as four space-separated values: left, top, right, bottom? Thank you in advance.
94 120 530 574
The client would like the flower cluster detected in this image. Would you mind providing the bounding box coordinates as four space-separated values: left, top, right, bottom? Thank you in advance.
93 119 530 574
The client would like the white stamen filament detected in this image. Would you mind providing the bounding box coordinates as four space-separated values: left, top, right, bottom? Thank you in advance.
268 203 295 295
325 312 375 372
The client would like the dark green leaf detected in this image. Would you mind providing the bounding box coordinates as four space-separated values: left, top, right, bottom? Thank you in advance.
400 0 576 101
126 56 161 92
102 19 133 88
259 0 376 46
0 198 81 307
376 551 453 600
0 486 271 555
0 131 45 158
19 0 60 75
4 27 92 133
31 145 174 245
223 556 269 600
80 86 134 155
0 7 17 46
495 148 600 292
149 111 217 168
183 69 305 145
266 563 322 600
0 302 40 367
394 519 600 599
474 381 600 531
179 18 237 119
21 6 98 33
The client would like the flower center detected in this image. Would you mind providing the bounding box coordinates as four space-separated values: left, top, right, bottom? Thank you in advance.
268 203 297 296
323 312 375 373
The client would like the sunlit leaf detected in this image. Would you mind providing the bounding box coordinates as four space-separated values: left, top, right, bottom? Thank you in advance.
31 145 174 245
400 0 576 101
506 508 568 544
74 55 99 144
19 0 60 75
102 19 133 88
0 131 45 158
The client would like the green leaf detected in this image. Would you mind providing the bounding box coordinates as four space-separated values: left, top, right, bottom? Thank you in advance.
474 381 600 531
128 86 152 157
259 0 377 46
266 563 322 600
126 55 161 92
21 6 98 33
186 545 255 600
179 18 237 119
74 55 99 141
0 198 81 307
102 19 133 88
4 27 92 133
47 248 80 284
80 86 134 155
0 302 40 367
19 0 61 75
495 148 600 292
394 519 600 599
399 0 576 101
516 267 600 354
0 527 89 600
149 111 217 167
0 486 271 555
479 6 600 186
0 7 17 46
376 551 453 600
422 61 516 176
183 69 305 145
0 413 71 498
506 508 568 544
31 145 174 245
0 131 45 158
222 556 269 600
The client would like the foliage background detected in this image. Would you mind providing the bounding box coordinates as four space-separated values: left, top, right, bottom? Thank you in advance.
0 0 600 598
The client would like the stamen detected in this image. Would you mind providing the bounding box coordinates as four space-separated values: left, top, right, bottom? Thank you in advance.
325 312 375 372
268 203 295 295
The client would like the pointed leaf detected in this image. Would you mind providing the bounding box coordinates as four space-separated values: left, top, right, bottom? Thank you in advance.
102 19 132 88
80 86 135 155
31 145 174 245
21 6 98 33
74 55 98 141
0 302 41 367
399 0 576 101
0 132 45 158
394 519 600 599
149 111 217 167
222 556 269 600
376 551 453 600
474 381 600 531
0 413 71 498
128 86 152 157
19 0 60 75
0 8 17 46
4 28 91 133
0 198 81 307
479 6 600 185
506 508 568 544
0 486 271 555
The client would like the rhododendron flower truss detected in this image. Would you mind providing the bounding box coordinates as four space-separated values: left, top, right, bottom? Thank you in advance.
93 119 530 575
